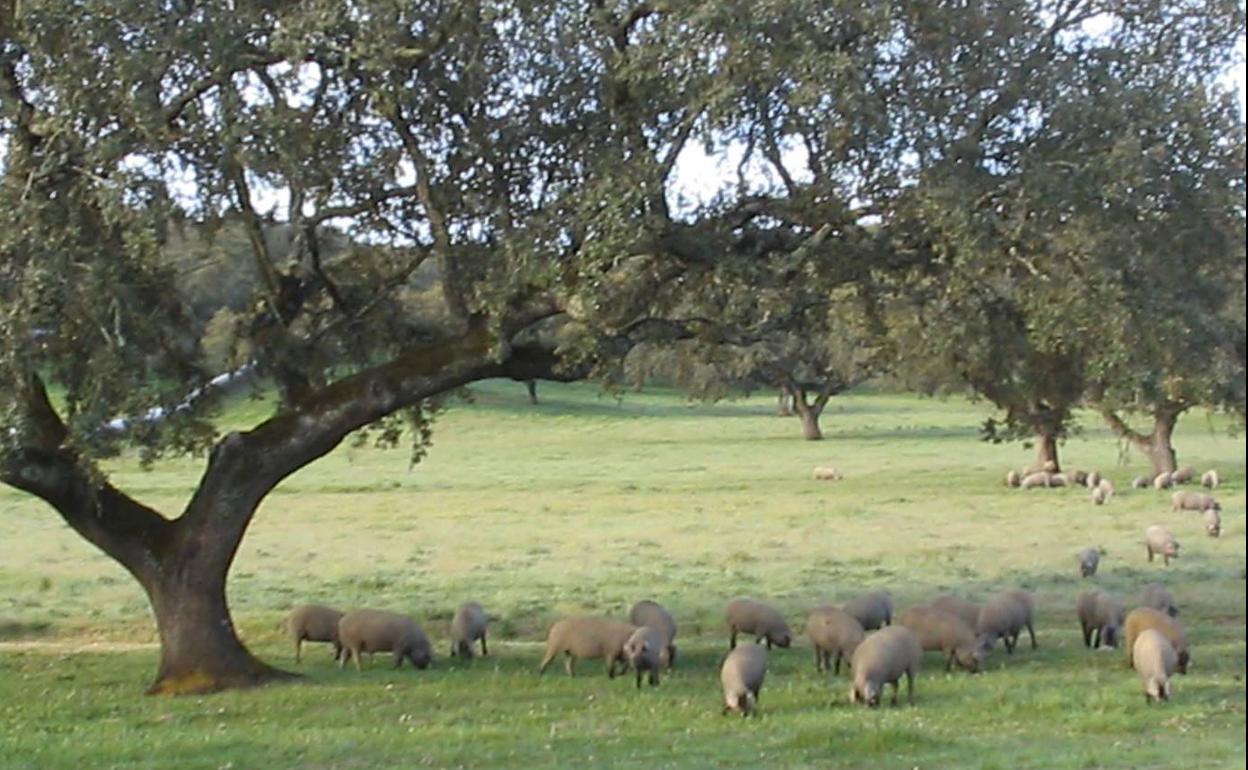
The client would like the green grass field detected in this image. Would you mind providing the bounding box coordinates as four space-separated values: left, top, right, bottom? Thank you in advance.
1 382 1244 769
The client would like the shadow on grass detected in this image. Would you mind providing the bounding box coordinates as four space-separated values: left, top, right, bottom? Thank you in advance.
0 619 53 640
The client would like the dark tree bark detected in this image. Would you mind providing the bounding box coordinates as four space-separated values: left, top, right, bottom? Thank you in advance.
2 325 573 694
795 402 824 440
1009 401 1070 473
145 558 292 695
1100 403 1185 476
0 443 279 695
784 381 836 441
1033 426 1060 473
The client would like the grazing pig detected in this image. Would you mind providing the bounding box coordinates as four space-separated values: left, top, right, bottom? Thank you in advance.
1144 526 1180 566
805 607 865 675
338 609 432 671
929 595 982 629
1091 486 1108 505
976 589 1036 654
1098 478 1115 497
1071 470 1089 486
849 626 924 707
842 591 894 631
1133 629 1178 703
1171 491 1220 513
725 598 792 649
1019 472 1051 490
1204 507 1222 537
281 604 344 663
1005 470 1021 487
1171 466 1196 485
1201 469 1220 489
898 605 985 672
1153 472 1174 490
1139 583 1179 618
629 600 677 668
720 644 767 717
1076 590 1125 648
1086 471 1102 489
622 625 666 688
1132 476 1150 489
538 616 636 678
1124 607 1189 674
1077 548 1101 578
1048 473 1069 488
450 601 488 659
813 466 843 481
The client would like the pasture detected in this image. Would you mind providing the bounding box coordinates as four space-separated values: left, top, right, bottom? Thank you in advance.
1 382 1244 769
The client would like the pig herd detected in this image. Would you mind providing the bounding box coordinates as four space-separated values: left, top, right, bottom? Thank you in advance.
275 465 1229 715
281 577 1196 716
1008 462 1225 548
1002 459 1229 706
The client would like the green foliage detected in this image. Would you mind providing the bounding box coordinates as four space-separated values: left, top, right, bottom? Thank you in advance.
200 308 250 373
876 1 1246 445
349 400 443 469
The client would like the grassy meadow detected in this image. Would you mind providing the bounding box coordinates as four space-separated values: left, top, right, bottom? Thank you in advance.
0 381 1244 769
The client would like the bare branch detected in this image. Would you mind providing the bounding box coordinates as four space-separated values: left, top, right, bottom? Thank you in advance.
302 224 350 315
0 53 42 156
163 50 285 130
309 185 421 225
659 108 700 187
225 159 282 301
761 109 798 197
387 106 467 320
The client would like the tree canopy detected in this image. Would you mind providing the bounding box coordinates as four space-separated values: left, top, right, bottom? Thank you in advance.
876 2 1246 469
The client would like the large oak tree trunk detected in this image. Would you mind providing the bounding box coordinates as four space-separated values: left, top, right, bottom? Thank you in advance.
786 383 834 441
1140 411 1179 475
1034 427 1060 473
145 565 293 695
2 328 559 694
0 444 283 695
1146 424 1179 475
797 406 823 440
1101 404 1182 476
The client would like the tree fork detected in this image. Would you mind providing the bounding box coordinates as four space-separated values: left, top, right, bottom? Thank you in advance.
0 449 285 695
1099 405 1184 476
785 381 834 441
138 326 514 693
3 325 580 694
